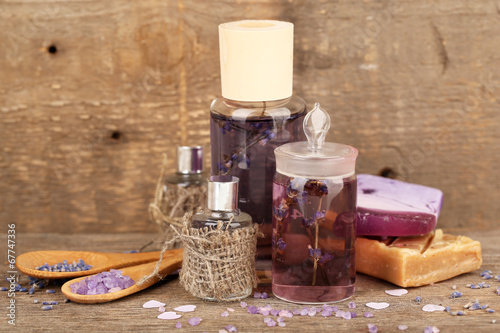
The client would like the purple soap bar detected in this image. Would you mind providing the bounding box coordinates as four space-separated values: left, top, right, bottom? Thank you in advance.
357 174 443 236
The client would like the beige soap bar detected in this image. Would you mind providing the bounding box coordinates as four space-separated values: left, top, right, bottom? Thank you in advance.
356 229 482 287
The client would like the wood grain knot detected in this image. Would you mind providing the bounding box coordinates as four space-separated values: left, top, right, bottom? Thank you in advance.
110 131 122 140
47 45 58 54
379 167 397 179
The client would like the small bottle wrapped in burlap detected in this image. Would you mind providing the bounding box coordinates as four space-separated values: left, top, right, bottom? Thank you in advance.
149 147 208 249
178 176 261 301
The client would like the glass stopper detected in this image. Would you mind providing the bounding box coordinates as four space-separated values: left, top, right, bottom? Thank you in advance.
303 103 331 152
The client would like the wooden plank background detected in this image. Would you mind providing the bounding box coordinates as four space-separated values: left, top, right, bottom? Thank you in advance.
1 0 499 233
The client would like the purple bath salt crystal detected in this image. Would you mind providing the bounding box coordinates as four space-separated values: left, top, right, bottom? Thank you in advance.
188 317 202 326
247 306 258 314
175 322 182 329
70 270 134 295
225 325 237 332
368 323 378 333
300 308 309 316
270 309 280 316
321 309 332 317
342 311 352 320
292 309 300 315
254 292 262 298
357 174 443 236
266 319 277 327
348 302 356 309
259 309 270 316
364 312 374 318
279 310 293 318
240 301 247 308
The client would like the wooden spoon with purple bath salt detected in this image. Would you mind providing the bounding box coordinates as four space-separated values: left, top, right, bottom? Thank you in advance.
61 249 183 304
16 249 177 280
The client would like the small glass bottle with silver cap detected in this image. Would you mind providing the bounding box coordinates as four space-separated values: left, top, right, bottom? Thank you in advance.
161 146 208 224
191 176 253 300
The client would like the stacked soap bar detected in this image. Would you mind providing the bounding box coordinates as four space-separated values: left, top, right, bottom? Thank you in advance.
357 174 444 236
356 229 482 287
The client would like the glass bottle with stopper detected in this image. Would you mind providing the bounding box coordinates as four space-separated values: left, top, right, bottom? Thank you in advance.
272 103 358 304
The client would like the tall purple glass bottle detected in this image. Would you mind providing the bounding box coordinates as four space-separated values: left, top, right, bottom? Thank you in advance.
211 20 306 273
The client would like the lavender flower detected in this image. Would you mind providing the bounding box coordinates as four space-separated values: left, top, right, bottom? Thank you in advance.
276 238 287 252
304 179 328 196
314 210 326 221
301 217 315 228
273 200 289 220
308 246 321 262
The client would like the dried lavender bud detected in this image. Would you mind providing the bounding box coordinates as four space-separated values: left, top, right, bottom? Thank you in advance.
36 259 92 272
46 289 56 294
41 305 53 311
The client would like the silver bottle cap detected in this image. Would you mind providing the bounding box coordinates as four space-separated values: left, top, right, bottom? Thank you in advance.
207 176 239 211
177 146 203 174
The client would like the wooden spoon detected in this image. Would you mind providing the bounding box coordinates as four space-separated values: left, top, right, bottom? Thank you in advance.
61 249 183 303
16 249 169 279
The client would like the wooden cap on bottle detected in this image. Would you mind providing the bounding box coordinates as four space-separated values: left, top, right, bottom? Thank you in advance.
219 20 294 102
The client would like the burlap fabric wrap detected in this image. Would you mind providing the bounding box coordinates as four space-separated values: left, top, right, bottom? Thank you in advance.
178 220 262 301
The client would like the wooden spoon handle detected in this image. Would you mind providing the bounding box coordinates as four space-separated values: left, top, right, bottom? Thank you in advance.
101 251 163 267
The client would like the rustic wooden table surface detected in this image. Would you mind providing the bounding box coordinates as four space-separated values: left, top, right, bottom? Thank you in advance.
1 229 499 332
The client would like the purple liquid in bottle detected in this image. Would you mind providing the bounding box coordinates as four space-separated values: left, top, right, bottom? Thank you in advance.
272 173 357 303
210 97 306 262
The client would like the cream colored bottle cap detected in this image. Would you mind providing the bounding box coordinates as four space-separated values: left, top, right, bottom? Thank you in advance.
219 20 293 102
